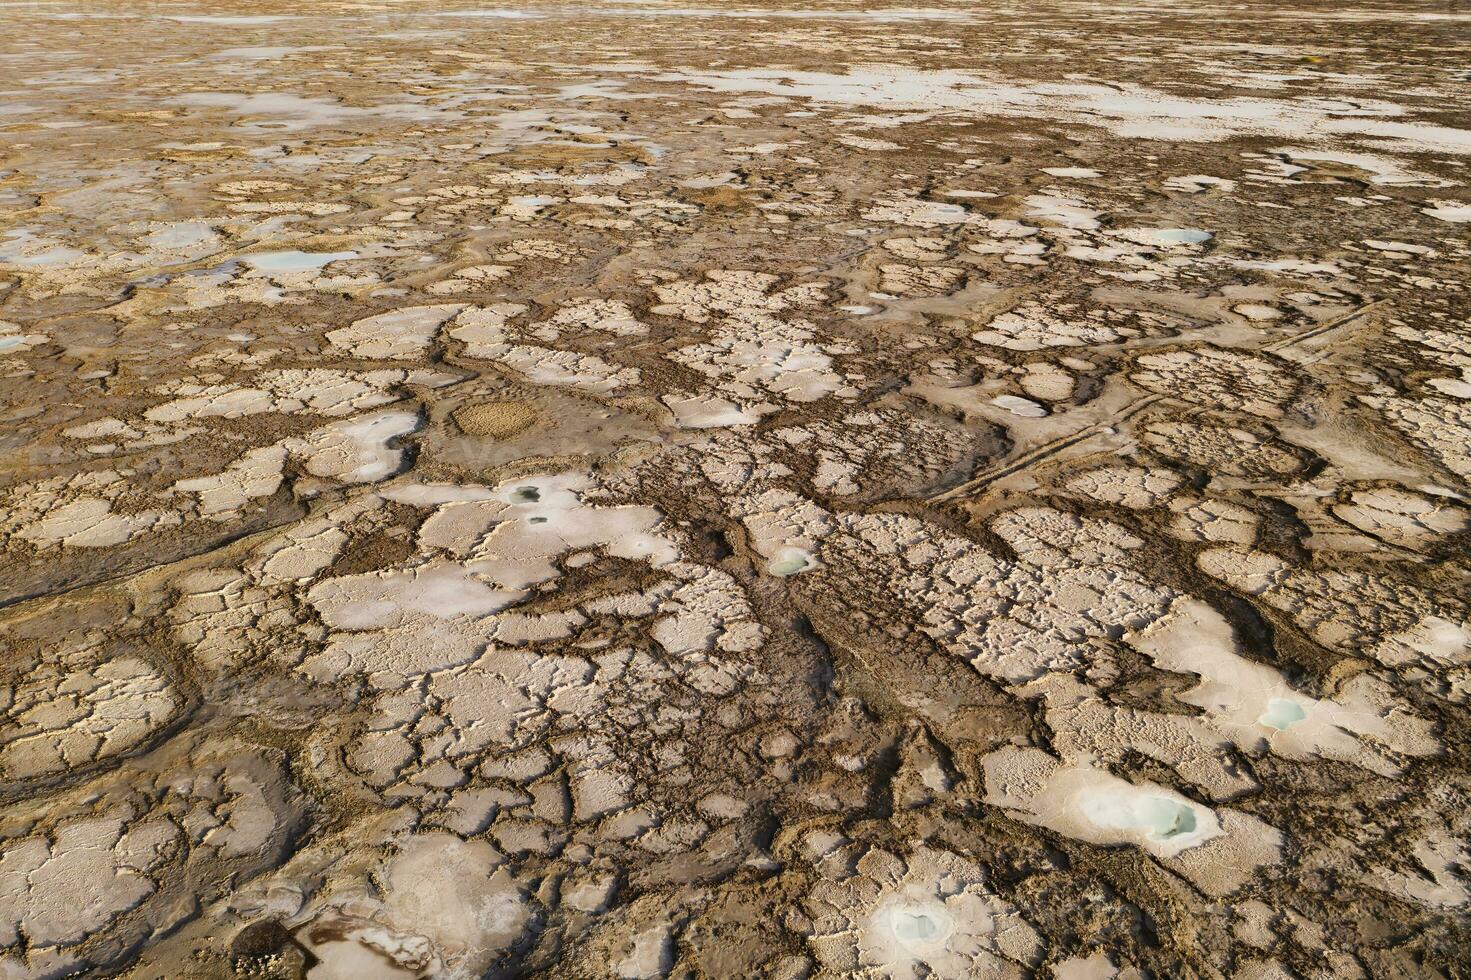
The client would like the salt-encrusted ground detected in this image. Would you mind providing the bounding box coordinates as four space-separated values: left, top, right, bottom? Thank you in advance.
1 1 1469 977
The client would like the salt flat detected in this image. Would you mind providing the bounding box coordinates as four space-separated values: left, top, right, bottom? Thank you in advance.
0 1 1469 977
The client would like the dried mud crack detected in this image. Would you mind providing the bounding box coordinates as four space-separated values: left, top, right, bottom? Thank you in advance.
1 1 1470 978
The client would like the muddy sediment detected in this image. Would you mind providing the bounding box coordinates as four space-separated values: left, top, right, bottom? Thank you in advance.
1 1 1469 978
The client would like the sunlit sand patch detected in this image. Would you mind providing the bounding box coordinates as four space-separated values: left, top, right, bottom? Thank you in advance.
450 400 539 439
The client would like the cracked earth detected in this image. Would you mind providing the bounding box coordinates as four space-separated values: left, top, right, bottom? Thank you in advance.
1 1 1470 978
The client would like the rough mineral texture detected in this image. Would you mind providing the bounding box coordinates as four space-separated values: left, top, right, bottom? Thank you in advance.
0 1 1469 978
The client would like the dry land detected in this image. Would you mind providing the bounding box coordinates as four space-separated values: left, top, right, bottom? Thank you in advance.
1 1 1470 977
